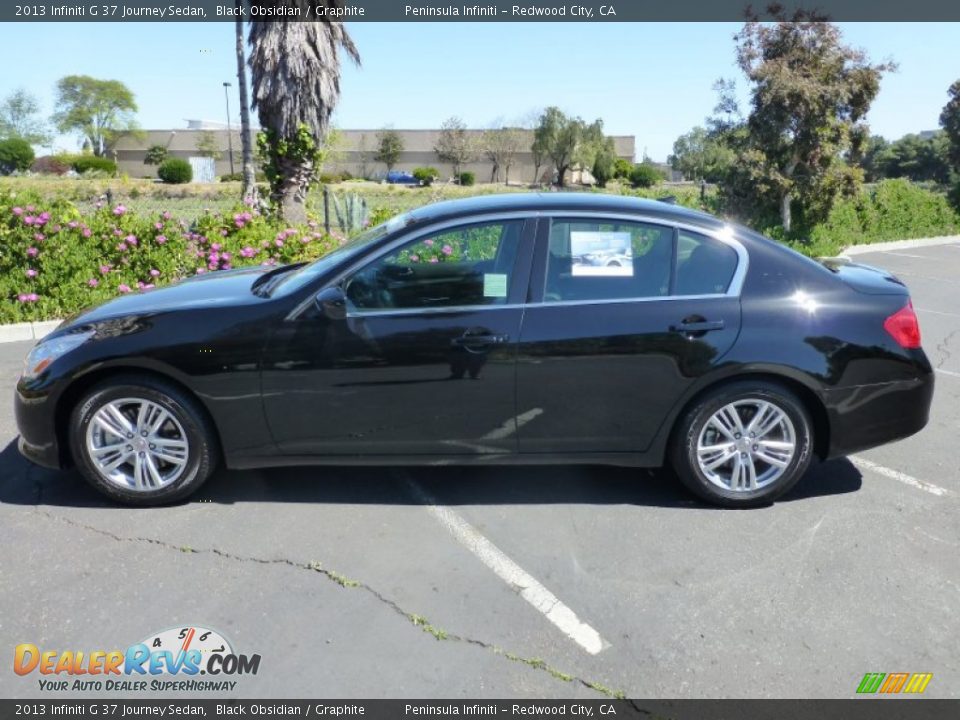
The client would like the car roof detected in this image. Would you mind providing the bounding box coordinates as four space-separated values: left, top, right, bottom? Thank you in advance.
406 192 726 231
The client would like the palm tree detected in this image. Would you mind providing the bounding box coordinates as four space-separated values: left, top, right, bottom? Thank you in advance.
234 0 256 202
248 2 359 223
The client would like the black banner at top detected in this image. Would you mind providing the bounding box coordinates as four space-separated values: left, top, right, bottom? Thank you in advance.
2 0 960 22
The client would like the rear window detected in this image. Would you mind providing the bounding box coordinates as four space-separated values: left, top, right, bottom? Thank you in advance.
675 231 738 296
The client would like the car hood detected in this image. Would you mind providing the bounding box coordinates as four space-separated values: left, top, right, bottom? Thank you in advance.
60 266 271 328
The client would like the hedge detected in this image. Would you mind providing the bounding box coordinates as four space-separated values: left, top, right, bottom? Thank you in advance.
0 190 344 323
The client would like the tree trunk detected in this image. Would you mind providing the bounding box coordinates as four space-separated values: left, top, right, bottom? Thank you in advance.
556 165 567 188
274 156 311 225
235 8 257 203
533 163 541 185
780 191 792 233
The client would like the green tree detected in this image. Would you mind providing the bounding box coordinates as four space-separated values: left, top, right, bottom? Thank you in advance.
591 138 618 188
52 75 139 157
941 79 960 173
0 89 51 146
856 134 889 182
195 130 223 160
533 107 608 188
0 137 35 174
482 126 524 183
669 126 735 182
374 128 403 173
249 5 360 222
434 116 477 183
143 144 168 166
730 11 895 231
874 132 951 184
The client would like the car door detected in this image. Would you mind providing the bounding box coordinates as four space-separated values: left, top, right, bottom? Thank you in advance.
261 216 536 456
516 216 744 454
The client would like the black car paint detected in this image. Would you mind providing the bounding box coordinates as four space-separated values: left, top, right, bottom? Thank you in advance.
15 194 934 475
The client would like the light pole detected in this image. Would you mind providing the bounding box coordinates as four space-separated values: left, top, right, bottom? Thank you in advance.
223 82 235 175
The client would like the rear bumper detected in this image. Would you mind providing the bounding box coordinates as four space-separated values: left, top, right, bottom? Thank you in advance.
14 381 64 470
823 372 934 459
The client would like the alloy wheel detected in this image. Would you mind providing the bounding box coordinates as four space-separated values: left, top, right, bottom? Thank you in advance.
695 399 797 492
85 398 189 491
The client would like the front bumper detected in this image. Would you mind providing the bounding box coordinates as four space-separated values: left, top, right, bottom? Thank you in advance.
823 372 934 459
14 380 64 470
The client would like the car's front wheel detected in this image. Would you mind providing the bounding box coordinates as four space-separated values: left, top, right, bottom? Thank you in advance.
69 375 218 505
671 381 813 507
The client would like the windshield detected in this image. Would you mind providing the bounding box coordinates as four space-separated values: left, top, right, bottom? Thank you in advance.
268 212 414 297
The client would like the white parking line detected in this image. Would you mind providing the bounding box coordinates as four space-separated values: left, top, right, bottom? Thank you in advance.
402 474 607 655
916 307 960 319
850 456 951 497
882 251 928 258
936 368 960 379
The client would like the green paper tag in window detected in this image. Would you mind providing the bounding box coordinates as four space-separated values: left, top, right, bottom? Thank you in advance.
484 273 508 298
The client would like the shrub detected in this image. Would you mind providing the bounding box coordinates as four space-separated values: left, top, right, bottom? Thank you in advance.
458 171 476 186
318 171 352 184
629 163 663 189
144 145 168 166
804 179 960 256
613 158 633 180
0 138 35 175
71 155 117 175
157 158 193 184
0 189 342 323
31 156 70 176
220 171 267 183
412 167 439 186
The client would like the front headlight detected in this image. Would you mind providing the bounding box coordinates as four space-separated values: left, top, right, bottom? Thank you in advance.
22 330 95 380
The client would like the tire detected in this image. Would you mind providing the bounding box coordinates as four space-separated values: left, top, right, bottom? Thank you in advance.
670 380 813 508
69 374 219 506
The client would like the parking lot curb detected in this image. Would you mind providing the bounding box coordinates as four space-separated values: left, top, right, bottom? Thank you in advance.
842 234 960 257
0 320 61 345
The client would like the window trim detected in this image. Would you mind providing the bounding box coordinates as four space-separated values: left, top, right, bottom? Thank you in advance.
288 212 749 320
537 213 748 305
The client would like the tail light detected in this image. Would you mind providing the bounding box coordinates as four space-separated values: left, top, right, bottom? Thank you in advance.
884 300 922 349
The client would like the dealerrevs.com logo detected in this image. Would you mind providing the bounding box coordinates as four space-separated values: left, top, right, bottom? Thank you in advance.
14 626 261 692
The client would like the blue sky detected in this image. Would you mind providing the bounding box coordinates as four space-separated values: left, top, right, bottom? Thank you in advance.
1 21 957 160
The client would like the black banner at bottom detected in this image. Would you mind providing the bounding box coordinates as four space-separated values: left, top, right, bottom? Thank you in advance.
1 700 958 720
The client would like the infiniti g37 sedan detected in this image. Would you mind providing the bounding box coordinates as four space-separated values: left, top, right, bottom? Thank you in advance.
15 194 934 507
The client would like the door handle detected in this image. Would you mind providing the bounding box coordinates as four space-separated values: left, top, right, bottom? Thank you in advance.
451 333 510 347
670 319 725 334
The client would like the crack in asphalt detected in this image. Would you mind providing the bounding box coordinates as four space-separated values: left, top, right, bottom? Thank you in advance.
29 507 625 699
935 327 960 369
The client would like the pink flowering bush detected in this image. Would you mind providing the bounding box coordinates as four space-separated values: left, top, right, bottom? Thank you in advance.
0 190 342 322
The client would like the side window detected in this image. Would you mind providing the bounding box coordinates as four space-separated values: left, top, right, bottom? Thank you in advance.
344 220 522 311
675 231 738 296
545 219 672 302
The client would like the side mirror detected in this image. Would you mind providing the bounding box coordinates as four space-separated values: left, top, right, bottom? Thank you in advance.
315 286 347 320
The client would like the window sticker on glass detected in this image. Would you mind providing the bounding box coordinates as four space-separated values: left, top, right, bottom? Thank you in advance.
570 231 634 276
483 273 509 298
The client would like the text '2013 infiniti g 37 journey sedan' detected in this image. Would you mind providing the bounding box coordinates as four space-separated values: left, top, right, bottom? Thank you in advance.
15 194 934 507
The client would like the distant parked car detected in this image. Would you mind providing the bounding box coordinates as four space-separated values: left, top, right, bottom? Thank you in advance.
385 170 418 185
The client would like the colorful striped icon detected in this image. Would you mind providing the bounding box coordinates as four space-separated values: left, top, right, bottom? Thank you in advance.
857 672 933 694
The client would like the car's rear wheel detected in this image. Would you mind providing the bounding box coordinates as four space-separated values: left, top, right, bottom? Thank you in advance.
670 381 813 507
69 375 218 505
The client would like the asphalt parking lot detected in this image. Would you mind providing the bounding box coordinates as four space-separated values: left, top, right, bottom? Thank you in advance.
1 240 958 700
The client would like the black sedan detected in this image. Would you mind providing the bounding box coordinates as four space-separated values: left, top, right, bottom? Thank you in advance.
15 194 934 507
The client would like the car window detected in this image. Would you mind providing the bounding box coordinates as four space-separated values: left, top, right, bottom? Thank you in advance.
675 230 738 296
344 220 522 311
544 219 673 302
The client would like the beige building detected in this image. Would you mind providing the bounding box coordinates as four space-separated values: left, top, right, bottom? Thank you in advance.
114 126 636 184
